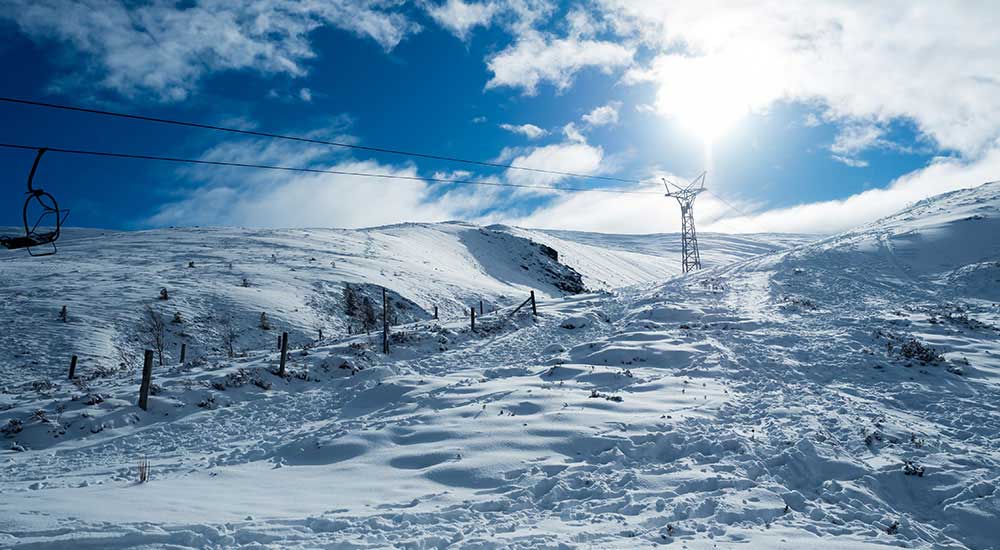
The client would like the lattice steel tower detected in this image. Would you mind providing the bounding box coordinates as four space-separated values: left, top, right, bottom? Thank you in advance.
663 171 707 274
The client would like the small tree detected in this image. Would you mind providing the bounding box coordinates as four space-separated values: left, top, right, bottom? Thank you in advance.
219 316 238 358
159 288 169 301
58 305 68 322
172 311 183 324
361 296 377 334
140 305 167 366
343 284 360 318
259 312 271 330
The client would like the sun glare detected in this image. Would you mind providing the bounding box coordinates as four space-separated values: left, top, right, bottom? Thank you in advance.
653 53 765 142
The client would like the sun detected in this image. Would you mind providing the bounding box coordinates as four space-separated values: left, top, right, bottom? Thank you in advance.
676 88 748 141
652 53 763 142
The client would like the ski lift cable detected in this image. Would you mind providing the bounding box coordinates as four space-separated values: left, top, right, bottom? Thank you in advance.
0 96 643 185
703 189 771 233
0 142 663 195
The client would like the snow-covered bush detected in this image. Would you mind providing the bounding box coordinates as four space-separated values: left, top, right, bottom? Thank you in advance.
1 418 23 436
899 338 943 364
903 460 925 477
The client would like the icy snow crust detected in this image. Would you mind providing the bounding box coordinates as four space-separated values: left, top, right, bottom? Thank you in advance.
0 185 998 548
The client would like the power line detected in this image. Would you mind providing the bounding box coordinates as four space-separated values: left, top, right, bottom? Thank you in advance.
0 142 661 195
0 97 786 223
0 96 642 185
703 189 770 233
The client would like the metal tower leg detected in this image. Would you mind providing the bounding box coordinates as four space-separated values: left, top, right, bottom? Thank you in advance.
678 202 702 273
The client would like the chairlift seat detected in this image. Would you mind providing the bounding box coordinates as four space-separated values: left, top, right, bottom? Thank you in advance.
0 148 67 256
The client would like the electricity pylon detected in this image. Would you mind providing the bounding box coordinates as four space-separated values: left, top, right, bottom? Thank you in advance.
662 171 707 274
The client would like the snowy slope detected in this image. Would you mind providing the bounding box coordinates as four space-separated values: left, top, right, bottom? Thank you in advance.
1 185 998 549
0 222 805 384
496 226 810 289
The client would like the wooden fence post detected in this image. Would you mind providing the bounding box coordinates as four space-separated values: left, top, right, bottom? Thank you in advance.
530 290 537 316
471 306 476 331
434 305 438 320
479 300 484 315
68 355 77 379
279 332 288 376
179 343 187 364
382 288 390 354
138 350 154 411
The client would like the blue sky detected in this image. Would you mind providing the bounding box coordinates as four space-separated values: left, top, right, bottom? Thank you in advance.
1 1 998 234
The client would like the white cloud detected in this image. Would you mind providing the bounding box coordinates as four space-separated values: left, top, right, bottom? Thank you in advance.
486 31 634 94
561 122 586 143
503 145 1000 235
496 0 556 34
565 7 602 38
425 0 498 40
830 123 884 157
2 0 419 101
831 155 869 168
602 0 1000 157
299 88 313 102
499 123 547 139
707 147 1000 234
500 182 699 233
827 122 884 166
504 141 604 186
148 139 498 228
582 101 621 127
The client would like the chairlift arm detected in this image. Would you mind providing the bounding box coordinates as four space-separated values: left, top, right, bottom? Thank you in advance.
26 147 47 194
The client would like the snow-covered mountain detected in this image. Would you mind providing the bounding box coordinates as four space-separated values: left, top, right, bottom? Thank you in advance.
1 184 997 549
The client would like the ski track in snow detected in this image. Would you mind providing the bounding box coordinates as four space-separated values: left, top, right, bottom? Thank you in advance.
1 185 999 548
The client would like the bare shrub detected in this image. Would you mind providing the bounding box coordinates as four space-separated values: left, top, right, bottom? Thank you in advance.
139 305 167 366
219 316 238 358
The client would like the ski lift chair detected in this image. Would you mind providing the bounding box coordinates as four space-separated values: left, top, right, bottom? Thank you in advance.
0 148 69 257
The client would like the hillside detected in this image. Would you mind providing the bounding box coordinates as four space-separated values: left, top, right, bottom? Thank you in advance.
493 226 811 289
1 185 998 548
0 223 804 383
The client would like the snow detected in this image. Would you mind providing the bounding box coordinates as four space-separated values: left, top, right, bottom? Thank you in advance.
1 184 998 548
